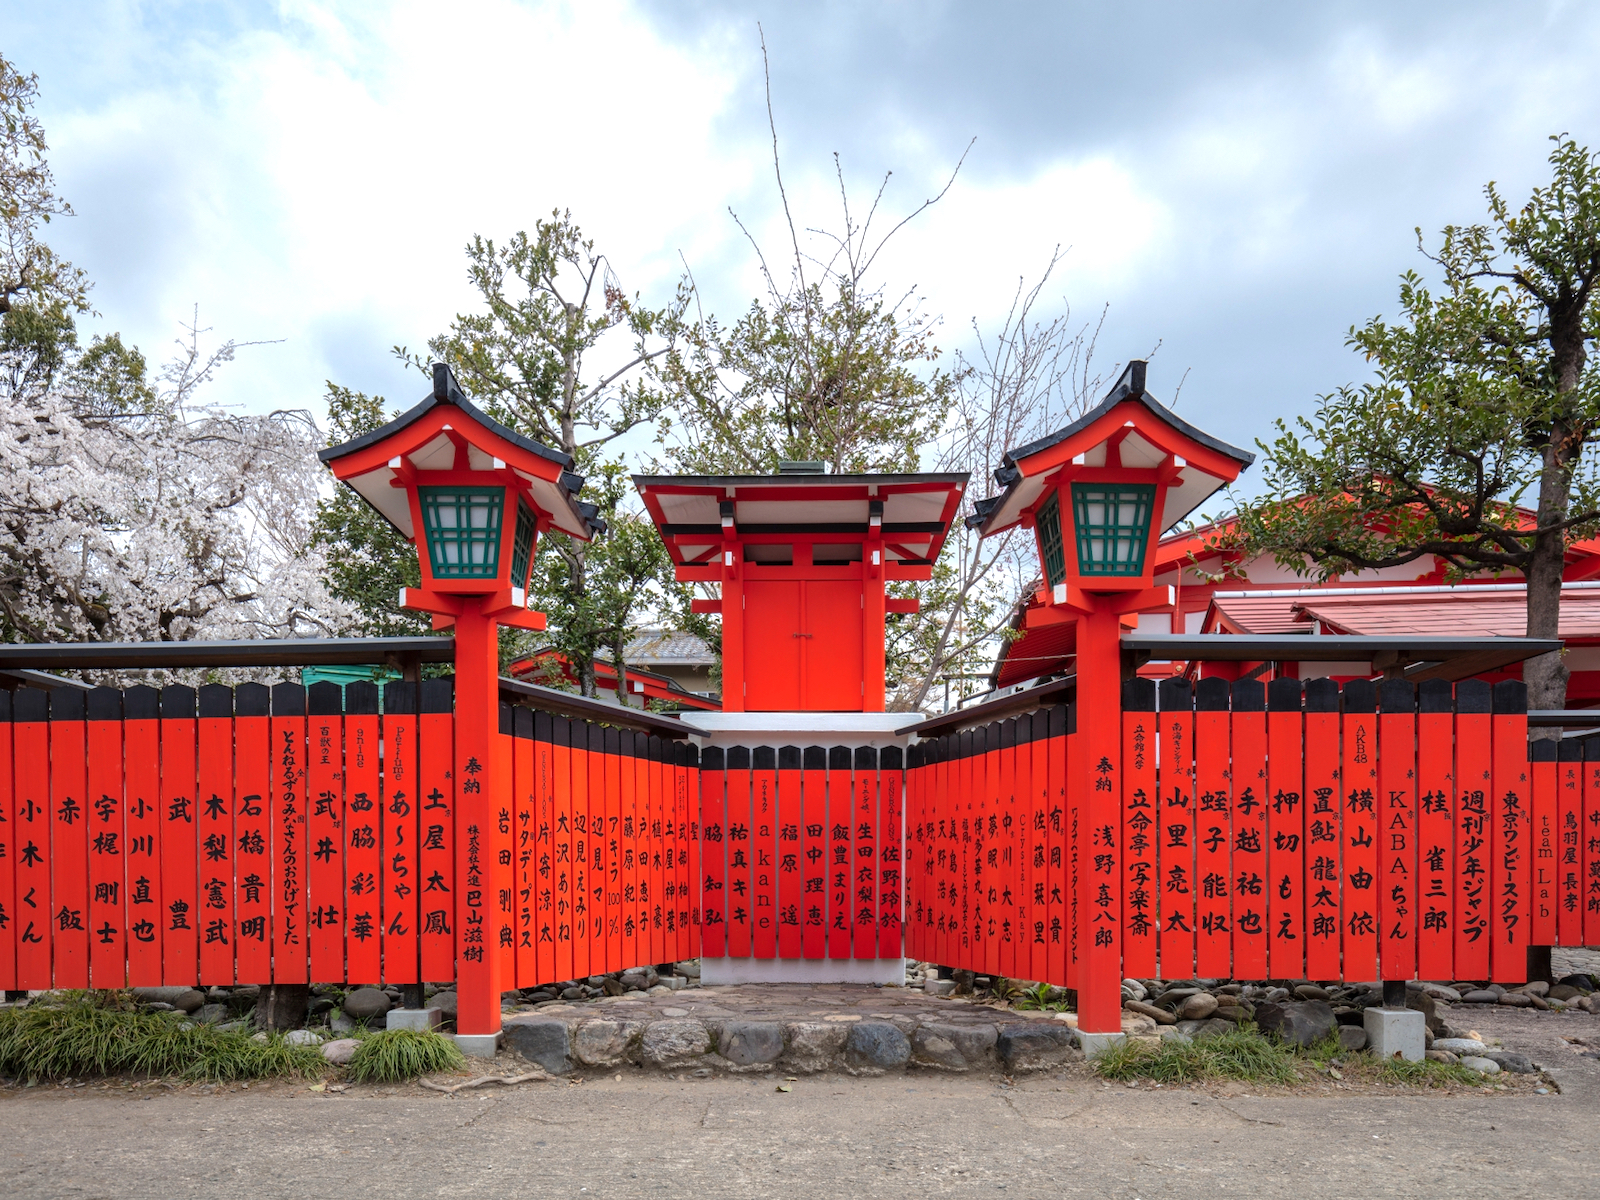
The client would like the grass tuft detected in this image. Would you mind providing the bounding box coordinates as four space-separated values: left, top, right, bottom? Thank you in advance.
346 1030 464 1083
1012 983 1066 1012
1093 1027 1300 1085
1374 1056 1485 1088
0 994 325 1083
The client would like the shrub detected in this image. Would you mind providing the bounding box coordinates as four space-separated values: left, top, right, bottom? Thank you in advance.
1092 1027 1299 1085
346 1030 464 1083
0 995 324 1083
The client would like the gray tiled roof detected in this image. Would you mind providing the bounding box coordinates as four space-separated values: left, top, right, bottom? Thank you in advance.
622 628 717 666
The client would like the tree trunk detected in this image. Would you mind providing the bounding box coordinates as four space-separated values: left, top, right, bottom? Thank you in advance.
253 983 309 1031
1524 432 1573 721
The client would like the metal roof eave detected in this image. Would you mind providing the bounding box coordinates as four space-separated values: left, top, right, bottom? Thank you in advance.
632 471 970 490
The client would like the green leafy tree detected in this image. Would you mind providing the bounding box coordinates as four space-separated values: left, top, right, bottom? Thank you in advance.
1228 136 1600 712
311 384 430 639
322 212 692 695
528 462 672 703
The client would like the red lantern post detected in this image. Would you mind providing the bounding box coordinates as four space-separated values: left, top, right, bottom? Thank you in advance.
321 364 600 1052
972 361 1253 1051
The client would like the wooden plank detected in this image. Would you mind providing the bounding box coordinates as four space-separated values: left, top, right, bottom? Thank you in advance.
854 746 879 962
269 684 307 984
1490 681 1530 983
962 729 981 972
1558 740 1583 947
1585 735 1600 947
160 687 198 984
699 746 727 959
50 691 90 988
1555 742 1580 947
1157 680 1196 983
799 746 827 960
603 728 622 973
495 704 517 992
1340 680 1379 983
1229 680 1268 981
1193 678 1232 981
532 714 556 983
665 742 684 966
417 680 455 984
775 746 803 958
1377 680 1418 982
86 689 126 989
1530 740 1559 948
977 729 996 975
640 737 657 968
1267 678 1305 981
571 724 593 984
927 739 944 970
720 745 748 959
306 683 345 985
683 745 701 962
551 718 574 982
946 734 963 973
0 692 15 990
1414 679 1455 982
683 744 698 961
13 691 52 989
381 681 420 986
748 746 776 959
826 745 852 961
880 745 904 962
999 722 1020 980
196 685 236 986
231 685 271 984
653 738 669 967
1454 681 1493 978
1025 718 1048 984
512 708 536 986
1006 722 1026 980
625 734 646 966
1058 712 1076 989
1303 679 1343 981
1120 680 1158 981
342 682 382 986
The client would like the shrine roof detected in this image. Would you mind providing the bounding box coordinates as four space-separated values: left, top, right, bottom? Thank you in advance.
633 470 969 567
319 363 597 541
973 360 1254 539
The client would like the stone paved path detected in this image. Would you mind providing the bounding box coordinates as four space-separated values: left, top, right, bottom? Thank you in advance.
501 983 1084 1075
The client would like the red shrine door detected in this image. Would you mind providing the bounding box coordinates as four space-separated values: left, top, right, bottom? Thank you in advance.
743 580 865 710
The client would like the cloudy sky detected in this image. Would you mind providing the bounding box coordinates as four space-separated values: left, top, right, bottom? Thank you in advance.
6 1 1599 496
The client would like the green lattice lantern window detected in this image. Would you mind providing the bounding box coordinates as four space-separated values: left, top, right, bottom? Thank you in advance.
510 500 537 589
420 486 506 579
1070 483 1155 577
1035 492 1067 588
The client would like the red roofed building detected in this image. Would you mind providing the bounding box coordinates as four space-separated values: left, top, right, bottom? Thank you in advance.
990 519 1600 704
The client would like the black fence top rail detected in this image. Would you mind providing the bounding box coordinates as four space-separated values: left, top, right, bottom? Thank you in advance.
1122 633 1561 682
896 677 1074 739
496 676 688 739
0 637 455 669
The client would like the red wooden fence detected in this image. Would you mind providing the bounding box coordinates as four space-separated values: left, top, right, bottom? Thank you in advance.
696 744 904 960
907 708 1075 982
0 682 698 990
904 678 1571 986
0 672 1577 994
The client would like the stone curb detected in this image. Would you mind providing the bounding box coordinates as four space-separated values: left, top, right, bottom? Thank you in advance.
502 1011 1083 1076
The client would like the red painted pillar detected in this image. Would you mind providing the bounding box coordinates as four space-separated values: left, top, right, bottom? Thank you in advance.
454 600 504 1039
1075 603 1123 1036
